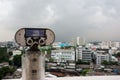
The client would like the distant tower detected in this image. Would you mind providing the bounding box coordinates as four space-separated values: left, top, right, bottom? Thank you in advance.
77 37 86 46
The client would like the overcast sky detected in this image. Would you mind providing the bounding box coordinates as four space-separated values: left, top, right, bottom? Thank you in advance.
0 0 120 42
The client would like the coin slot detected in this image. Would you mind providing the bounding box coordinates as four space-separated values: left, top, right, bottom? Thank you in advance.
32 70 37 73
33 58 37 62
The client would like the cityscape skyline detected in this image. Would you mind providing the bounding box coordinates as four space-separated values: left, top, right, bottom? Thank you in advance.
0 0 120 42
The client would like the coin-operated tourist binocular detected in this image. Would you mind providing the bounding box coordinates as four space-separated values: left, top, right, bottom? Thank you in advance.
15 28 55 50
15 28 55 80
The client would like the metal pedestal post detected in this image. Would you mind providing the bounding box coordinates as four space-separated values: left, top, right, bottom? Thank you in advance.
22 51 45 80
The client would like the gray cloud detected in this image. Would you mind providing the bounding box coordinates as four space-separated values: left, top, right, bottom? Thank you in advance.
0 0 120 42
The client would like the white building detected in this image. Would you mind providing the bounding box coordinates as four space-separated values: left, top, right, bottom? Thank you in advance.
52 42 62 49
69 37 86 46
95 51 109 65
51 49 75 62
112 42 120 48
76 37 86 46
76 46 82 60
101 41 120 49
12 50 22 56
100 41 111 49
82 49 93 62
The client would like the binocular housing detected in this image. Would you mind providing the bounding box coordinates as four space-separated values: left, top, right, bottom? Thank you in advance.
15 28 55 48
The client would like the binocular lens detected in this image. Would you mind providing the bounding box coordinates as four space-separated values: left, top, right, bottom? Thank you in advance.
26 37 33 46
39 38 45 45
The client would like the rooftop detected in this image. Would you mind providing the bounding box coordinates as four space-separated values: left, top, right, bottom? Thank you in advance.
2 76 120 80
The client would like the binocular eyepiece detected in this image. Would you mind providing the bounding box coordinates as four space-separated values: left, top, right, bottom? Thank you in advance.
15 28 55 50
26 37 47 50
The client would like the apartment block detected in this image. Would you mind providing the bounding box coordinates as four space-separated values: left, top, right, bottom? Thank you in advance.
51 49 75 62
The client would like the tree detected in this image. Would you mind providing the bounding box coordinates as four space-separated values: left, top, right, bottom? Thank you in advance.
8 51 13 57
76 59 82 64
9 66 16 74
113 52 120 57
0 66 16 79
117 52 120 57
49 58 54 62
80 69 89 76
0 47 9 63
101 60 118 66
76 59 90 65
101 60 109 65
13 55 22 68
109 61 118 65
39 46 52 54
0 69 4 79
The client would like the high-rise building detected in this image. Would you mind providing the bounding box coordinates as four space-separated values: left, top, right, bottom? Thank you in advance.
69 37 86 46
76 46 82 60
76 37 86 46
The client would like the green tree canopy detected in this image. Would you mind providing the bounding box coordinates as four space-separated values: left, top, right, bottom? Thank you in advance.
0 66 16 79
116 52 120 57
8 51 13 57
0 47 9 63
76 59 90 65
13 55 22 68
101 60 118 65
101 60 109 65
113 52 120 57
